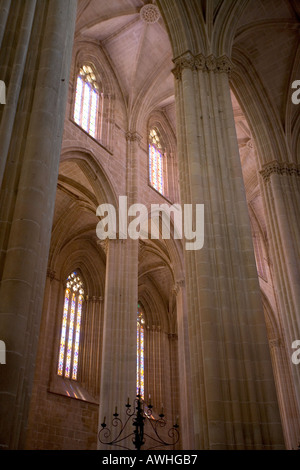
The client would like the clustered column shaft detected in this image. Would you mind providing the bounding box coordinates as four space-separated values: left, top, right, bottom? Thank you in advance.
0 0 77 450
172 51 284 449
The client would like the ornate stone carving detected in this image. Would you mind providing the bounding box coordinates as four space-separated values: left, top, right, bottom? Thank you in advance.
168 333 178 341
173 279 185 296
246 139 254 149
269 338 281 350
216 55 233 75
172 51 233 80
47 268 56 281
126 131 142 143
172 51 196 79
194 53 206 71
205 54 217 72
260 160 300 183
140 4 160 24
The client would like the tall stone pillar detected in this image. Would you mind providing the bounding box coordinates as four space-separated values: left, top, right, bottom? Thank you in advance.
0 0 77 450
97 238 139 450
260 162 300 448
174 279 194 450
97 132 140 449
171 52 284 449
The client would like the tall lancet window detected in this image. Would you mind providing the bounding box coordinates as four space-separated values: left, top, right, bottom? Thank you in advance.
73 64 101 139
57 272 85 381
149 127 164 195
137 304 145 399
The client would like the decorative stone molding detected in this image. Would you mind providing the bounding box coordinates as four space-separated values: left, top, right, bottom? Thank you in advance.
125 131 142 144
140 4 161 24
173 279 185 296
172 51 195 79
260 160 300 183
87 295 103 303
269 338 281 350
246 139 254 150
47 268 56 281
168 333 178 341
194 53 206 70
149 324 161 332
172 51 234 80
205 54 217 72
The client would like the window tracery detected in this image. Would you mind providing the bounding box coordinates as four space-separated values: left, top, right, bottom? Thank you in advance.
149 127 164 195
137 304 145 399
57 272 85 381
74 64 101 139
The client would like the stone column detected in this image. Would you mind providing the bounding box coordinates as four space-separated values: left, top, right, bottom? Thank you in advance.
0 0 11 50
97 132 140 449
174 279 194 449
260 162 300 448
268 338 300 449
172 51 284 449
0 0 77 450
97 238 138 450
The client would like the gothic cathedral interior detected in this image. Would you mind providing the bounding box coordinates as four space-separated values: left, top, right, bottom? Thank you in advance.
0 0 300 451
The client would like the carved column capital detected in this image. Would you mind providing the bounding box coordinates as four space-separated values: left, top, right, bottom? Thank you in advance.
168 333 178 341
126 131 142 144
47 268 56 281
173 279 185 296
269 338 282 350
216 55 234 75
172 51 196 79
194 53 206 71
260 160 300 183
205 54 217 72
172 51 233 80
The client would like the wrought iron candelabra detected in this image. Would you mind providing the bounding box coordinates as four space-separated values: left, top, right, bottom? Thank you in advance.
98 391 180 451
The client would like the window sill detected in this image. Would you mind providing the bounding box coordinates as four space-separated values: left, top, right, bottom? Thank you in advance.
49 374 99 405
70 119 113 156
148 182 174 205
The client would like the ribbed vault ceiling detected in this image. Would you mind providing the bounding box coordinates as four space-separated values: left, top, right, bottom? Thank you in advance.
76 0 174 119
53 0 300 328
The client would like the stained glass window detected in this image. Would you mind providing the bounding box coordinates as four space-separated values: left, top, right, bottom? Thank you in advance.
137 305 145 399
57 272 85 381
74 64 100 139
149 128 164 195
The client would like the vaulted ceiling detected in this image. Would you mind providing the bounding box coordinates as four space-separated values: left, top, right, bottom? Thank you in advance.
53 0 299 326
76 0 175 124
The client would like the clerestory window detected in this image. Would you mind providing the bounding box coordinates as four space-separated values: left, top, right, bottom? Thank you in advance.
149 127 164 195
73 64 101 139
137 304 145 399
57 272 85 381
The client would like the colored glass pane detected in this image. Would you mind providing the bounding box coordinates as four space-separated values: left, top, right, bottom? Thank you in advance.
73 64 100 139
74 77 83 125
65 292 76 378
137 307 145 399
57 272 84 381
57 288 70 376
82 82 91 132
149 127 164 194
72 294 83 380
89 89 98 138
